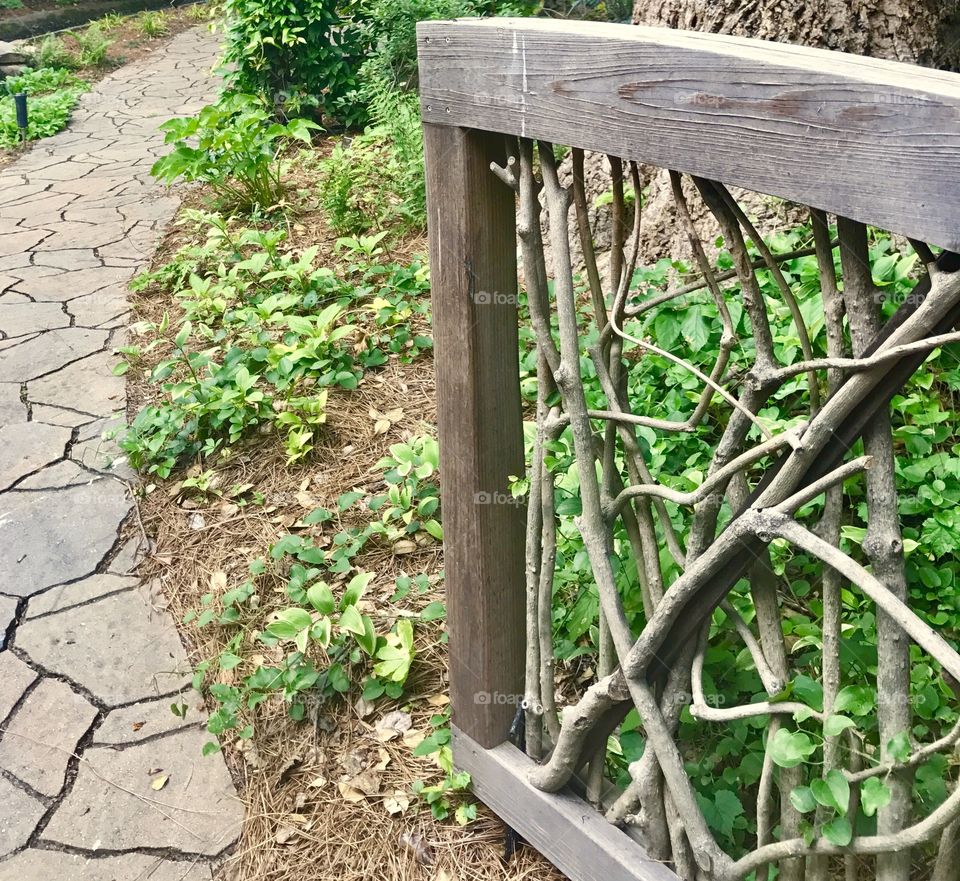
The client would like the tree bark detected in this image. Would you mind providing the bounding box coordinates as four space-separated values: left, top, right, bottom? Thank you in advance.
632 0 960 70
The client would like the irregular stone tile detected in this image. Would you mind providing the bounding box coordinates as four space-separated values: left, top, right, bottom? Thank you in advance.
0 328 109 381
33 221 127 252
0 677 97 796
25 572 136 619
28 350 123 417
16 586 189 703
43 726 241 854
0 851 213 881
0 776 46 857
31 248 102 270
0 594 17 647
0 228 48 259
0 253 34 272
0 302 68 337
93 691 200 745
26 404 97 428
0 478 131 596
13 266 132 302
107 534 148 575
0 652 35 722
66 288 129 327
0 422 71 491
0 381 26 424
15 459 92 489
29 160 100 182
70 415 133 478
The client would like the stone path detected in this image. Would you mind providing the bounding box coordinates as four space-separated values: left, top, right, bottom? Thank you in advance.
0 28 244 878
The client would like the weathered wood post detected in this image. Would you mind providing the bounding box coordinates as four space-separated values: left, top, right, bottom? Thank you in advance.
422 122 526 748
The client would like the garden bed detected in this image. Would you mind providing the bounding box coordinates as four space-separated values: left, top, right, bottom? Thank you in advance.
122 148 562 881
0 0 200 41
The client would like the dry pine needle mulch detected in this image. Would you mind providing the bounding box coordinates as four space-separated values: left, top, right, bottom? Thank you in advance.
124 174 562 881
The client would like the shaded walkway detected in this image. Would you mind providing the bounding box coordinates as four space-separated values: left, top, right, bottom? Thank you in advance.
0 27 243 879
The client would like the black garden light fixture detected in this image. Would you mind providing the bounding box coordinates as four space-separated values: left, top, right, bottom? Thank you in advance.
13 92 27 143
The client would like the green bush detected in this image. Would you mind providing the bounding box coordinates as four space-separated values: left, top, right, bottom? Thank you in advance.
138 10 169 37
31 35 74 69
151 92 320 212
75 23 112 67
221 0 370 125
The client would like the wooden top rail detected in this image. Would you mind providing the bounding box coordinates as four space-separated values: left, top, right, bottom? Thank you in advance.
417 18 960 251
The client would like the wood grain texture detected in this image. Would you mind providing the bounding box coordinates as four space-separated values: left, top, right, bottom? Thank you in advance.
452 726 680 881
424 124 526 748
417 18 960 250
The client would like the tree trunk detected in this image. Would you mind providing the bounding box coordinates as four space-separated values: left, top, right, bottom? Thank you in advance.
632 0 960 70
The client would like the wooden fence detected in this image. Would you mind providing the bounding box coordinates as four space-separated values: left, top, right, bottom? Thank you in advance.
417 18 960 881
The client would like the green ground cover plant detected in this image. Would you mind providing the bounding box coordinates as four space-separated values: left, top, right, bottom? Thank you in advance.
0 66 88 147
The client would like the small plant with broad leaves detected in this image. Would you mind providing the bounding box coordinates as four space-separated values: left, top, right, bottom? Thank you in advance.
151 92 320 212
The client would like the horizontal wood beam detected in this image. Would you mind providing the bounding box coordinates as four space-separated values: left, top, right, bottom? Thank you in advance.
452 726 679 881
418 18 960 251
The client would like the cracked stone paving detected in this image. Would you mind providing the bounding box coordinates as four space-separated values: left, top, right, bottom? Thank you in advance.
0 27 244 878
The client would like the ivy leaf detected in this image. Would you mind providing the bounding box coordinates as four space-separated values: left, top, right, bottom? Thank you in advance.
821 816 853 847
768 728 816 769
861 777 892 818
824 714 857 738
833 686 875 717
789 785 817 814
810 770 849 815
887 731 912 763
341 571 374 609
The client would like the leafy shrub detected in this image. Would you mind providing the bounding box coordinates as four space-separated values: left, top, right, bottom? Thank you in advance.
0 67 88 148
151 92 320 212
97 11 125 30
120 210 431 474
31 36 73 69
221 0 370 124
138 10 169 37
75 23 112 67
0 0 25 10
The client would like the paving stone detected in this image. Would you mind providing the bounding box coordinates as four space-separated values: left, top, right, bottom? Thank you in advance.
43 725 242 854
0 776 46 857
26 404 97 428
0 381 26 424
107 534 148 575
0 851 213 881
0 652 35 722
31 248 102 270
12 266 132 302
70 415 134 478
0 228 48 259
66 288 130 327
33 220 127 252
28 349 124 417
15 459 92 489
0 328 109 381
0 595 17 647
93 691 200 745
0 677 97 796
16 586 190 704
0 422 71 491
25 572 136 619
0 302 68 337
0 479 131 596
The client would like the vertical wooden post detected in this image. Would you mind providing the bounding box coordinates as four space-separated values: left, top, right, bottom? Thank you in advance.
423 123 525 748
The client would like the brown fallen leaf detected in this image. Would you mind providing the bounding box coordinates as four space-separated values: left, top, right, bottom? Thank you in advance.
400 831 435 866
375 710 412 742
